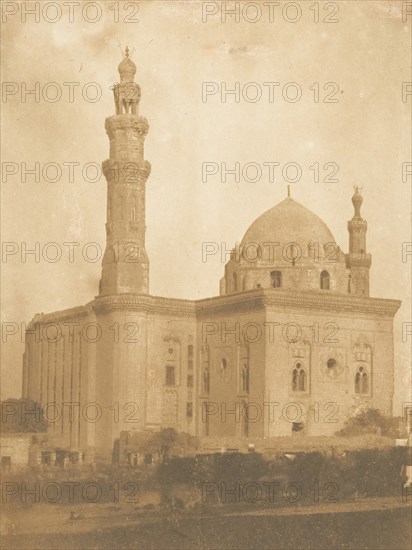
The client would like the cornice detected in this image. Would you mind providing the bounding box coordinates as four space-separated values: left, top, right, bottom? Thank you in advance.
27 304 92 328
27 289 401 327
195 289 401 318
92 294 196 318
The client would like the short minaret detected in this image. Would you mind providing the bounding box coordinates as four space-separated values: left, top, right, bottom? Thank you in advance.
346 187 372 296
99 48 151 295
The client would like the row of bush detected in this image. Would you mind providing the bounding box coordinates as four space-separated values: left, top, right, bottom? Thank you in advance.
3 446 409 507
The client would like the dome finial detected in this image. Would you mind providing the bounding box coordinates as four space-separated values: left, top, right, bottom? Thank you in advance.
287 185 291 198
125 46 129 57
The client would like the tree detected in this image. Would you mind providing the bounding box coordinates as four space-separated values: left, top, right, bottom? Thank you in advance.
124 428 198 464
337 408 400 438
0 398 48 433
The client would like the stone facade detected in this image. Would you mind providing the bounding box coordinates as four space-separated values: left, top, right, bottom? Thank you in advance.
22 53 401 462
0 433 85 470
1 434 32 470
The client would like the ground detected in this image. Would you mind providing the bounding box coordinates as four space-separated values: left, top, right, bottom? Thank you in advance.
2 496 411 549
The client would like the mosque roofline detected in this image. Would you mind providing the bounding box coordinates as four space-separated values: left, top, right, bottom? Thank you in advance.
194 288 401 318
27 289 401 326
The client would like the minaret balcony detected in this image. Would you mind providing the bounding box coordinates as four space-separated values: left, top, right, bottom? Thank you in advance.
102 159 151 183
105 115 149 139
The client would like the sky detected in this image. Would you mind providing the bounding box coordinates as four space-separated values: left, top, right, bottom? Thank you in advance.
1 0 411 413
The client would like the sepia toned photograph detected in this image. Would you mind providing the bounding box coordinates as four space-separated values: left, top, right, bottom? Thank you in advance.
1 1 411 548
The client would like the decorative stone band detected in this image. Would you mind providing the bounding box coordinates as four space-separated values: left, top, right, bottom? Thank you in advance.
105 220 146 237
196 293 262 317
92 294 196 318
102 159 151 182
195 288 401 318
28 288 401 326
105 115 149 138
347 219 368 228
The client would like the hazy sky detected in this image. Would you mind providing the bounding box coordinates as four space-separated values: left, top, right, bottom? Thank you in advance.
1 1 411 412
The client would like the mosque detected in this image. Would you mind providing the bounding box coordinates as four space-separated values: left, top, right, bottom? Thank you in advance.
22 52 401 462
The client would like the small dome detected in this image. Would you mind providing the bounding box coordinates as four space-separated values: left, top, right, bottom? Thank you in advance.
118 52 136 83
351 187 363 218
241 197 336 248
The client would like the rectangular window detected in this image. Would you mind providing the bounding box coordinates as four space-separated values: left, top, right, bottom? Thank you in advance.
41 451 52 465
271 271 282 288
187 402 193 417
187 374 193 388
165 366 175 386
188 359 193 370
188 344 194 357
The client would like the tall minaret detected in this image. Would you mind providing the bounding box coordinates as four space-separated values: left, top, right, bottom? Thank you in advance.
345 187 372 296
99 48 151 296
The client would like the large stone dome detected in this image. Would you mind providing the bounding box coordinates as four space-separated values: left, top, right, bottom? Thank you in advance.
221 196 349 295
241 197 336 248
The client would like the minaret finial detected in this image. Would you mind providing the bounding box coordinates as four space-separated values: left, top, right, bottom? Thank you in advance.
287 185 291 198
352 185 363 218
116 43 135 59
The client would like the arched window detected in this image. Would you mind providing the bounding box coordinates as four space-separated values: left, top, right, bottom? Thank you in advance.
271 271 282 288
241 363 249 393
232 272 238 291
355 366 369 394
292 362 307 392
320 270 330 290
